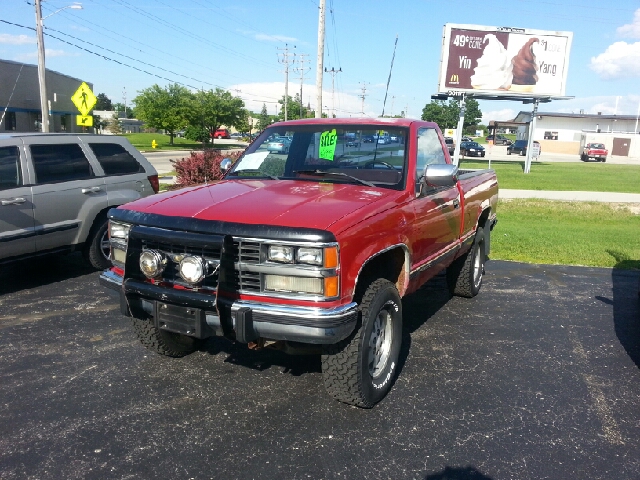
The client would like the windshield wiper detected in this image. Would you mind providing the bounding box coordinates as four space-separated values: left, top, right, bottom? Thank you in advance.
293 169 375 187
228 169 279 180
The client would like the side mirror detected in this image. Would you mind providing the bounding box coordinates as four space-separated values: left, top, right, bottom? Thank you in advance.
220 157 233 173
421 164 458 188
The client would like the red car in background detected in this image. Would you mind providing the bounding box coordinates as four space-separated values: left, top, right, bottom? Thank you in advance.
212 128 231 139
581 143 608 162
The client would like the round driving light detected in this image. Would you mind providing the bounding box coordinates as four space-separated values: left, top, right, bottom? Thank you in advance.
179 256 206 284
139 250 165 278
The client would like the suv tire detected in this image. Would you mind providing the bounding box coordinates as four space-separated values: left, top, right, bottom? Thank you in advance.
83 216 112 270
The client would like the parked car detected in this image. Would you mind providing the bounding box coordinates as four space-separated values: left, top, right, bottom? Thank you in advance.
444 137 455 155
346 139 360 147
581 143 608 162
486 134 513 146
0 133 158 269
362 135 375 143
212 129 231 139
266 136 292 154
507 140 541 156
461 136 473 142
230 132 243 139
459 141 485 157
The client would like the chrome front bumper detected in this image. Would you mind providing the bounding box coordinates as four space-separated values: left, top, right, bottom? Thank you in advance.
99 270 358 344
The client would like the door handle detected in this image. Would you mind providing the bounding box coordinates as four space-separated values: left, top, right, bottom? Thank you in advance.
81 186 102 194
1 197 26 206
453 198 460 209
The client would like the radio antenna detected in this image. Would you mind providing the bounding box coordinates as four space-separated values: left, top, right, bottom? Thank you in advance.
381 35 398 118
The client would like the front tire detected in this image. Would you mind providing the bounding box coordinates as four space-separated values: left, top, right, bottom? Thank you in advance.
447 227 486 298
322 279 403 408
131 316 198 358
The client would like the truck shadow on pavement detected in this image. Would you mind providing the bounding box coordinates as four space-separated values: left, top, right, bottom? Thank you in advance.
423 465 493 480
194 272 454 379
597 253 640 369
0 253 97 295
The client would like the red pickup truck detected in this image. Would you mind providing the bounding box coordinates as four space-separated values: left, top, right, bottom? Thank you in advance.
100 118 498 407
581 142 608 162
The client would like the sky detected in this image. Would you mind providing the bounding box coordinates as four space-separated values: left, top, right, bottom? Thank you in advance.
1 0 640 124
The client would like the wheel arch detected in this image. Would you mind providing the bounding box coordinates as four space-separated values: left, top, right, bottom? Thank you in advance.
351 244 410 302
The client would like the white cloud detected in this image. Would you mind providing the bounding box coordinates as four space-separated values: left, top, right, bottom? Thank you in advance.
589 41 640 79
254 33 298 43
481 108 517 125
228 82 377 117
14 49 77 61
0 33 36 45
617 8 640 38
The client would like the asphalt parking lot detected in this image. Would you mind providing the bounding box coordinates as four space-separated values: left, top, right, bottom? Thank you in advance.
0 256 639 480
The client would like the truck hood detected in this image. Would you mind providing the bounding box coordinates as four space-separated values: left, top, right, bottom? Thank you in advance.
122 179 401 230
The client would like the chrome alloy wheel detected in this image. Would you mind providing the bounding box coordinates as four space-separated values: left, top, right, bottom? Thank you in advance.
368 307 393 378
473 245 483 290
100 229 111 261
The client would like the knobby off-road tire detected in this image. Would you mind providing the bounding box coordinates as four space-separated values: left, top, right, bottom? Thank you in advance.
447 226 486 298
83 216 112 270
131 316 198 358
321 279 403 408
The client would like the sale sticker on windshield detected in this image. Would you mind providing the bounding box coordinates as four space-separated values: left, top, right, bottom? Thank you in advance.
319 129 337 161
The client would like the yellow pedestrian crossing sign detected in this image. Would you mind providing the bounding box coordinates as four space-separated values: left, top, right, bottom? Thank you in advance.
77 115 93 127
71 82 97 116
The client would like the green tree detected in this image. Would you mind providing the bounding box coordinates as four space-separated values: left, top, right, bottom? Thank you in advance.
234 109 251 134
277 93 310 121
256 104 272 131
107 113 122 134
133 84 192 144
95 93 112 111
421 98 483 133
189 88 246 145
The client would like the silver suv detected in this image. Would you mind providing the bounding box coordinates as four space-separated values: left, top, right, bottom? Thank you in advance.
0 133 158 269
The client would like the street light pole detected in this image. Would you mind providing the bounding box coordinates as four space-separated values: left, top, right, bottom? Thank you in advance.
34 1 82 133
35 0 48 132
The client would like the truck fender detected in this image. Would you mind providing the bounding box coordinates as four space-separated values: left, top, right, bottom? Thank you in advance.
351 242 411 299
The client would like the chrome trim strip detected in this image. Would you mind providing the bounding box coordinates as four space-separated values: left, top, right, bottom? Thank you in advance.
227 299 358 321
238 262 337 278
99 269 123 292
409 243 460 277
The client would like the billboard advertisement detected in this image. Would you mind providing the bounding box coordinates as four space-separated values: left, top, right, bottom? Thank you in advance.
437 24 573 97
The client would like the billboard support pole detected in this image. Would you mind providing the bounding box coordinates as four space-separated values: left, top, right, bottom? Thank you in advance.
452 95 466 166
524 98 539 173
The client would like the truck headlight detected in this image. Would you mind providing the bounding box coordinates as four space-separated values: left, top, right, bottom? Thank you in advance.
268 245 294 263
297 247 322 266
265 275 323 294
179 256 206 284
139 250 165 278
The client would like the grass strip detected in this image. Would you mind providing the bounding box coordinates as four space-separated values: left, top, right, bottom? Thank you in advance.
461 160 640 194
492 199 640 269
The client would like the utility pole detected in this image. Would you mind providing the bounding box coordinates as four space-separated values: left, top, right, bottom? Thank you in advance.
315 0 325 118
277 44 295 121
358 82 368 116
324 67 341 118
35 0 48 132
122 87 127 118
294 54 310 119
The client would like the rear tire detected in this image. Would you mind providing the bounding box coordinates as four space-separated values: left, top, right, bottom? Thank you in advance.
447 227 485 298
322 279 403 408
131 316 198 358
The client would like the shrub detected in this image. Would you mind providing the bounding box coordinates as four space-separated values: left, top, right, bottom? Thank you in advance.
184 125 209 142
171 150 242 188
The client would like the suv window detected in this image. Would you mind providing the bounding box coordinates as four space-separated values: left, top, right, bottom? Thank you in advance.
0 146 21 190
31 143 94 184
89 143 143 175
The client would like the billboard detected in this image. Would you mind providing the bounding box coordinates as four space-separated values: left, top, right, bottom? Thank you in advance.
437 24 573 98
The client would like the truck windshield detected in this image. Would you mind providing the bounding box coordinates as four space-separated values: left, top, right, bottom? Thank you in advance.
230 125 408 189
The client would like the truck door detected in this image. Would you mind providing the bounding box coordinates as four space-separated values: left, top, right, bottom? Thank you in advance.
410 128 461 274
